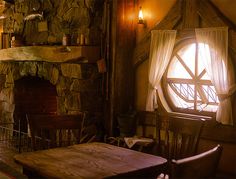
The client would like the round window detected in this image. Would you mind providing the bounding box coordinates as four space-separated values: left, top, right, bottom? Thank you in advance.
165 41 219 113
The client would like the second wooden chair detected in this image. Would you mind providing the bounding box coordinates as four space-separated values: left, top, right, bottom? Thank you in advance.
26 112 86 150
156 115 205 160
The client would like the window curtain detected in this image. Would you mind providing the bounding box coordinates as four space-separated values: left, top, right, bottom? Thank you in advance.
146 30 176 111
195 27 236 125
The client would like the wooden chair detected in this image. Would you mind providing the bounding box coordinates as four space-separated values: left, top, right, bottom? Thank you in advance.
170 144 223 178
26 112 86 150
105 111 155 152
157 115 205 161
132 111 157 152
80 122 98 143
105 112 137 147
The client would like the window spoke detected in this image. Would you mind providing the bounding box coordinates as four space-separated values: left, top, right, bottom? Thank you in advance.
176 54 195 79
198 69 206 79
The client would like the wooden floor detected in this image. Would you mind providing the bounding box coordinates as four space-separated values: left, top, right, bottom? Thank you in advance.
0 144 23 173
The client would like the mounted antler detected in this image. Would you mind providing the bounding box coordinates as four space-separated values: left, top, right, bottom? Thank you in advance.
24 0 44 21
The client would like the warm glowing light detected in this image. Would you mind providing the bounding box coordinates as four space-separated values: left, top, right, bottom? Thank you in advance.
138 6 144 24
0 15 6 20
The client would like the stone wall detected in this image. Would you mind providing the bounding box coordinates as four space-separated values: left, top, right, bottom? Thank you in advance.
0 61 102 124
3 0 104 46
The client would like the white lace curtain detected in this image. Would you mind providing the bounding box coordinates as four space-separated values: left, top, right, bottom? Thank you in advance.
196 27 236 125
146 30 176 111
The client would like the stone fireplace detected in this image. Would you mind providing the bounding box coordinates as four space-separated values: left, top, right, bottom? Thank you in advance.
0 0 105 140
0 46 103 132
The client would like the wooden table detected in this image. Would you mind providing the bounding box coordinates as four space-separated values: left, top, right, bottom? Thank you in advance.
14 142 167 179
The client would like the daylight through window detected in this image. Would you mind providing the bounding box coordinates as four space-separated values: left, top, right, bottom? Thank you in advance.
166 42 219 112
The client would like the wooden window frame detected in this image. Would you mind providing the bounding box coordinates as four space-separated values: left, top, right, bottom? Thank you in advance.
162 39 217 117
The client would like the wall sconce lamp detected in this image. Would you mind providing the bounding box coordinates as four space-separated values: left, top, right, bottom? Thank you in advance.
0 4 14 20
0 14 6 20
138 6 146 26
24 0 44 21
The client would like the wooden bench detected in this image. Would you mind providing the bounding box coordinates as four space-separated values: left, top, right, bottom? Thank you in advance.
26 112 86 150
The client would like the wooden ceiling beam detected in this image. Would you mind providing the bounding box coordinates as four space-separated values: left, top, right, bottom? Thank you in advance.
198 0 236 55
198 0 226 27
182 0 199 28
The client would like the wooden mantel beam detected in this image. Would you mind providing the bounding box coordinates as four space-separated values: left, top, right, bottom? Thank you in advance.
0 46 100 63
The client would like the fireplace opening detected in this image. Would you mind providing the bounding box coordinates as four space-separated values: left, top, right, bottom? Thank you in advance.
13 76 57 133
